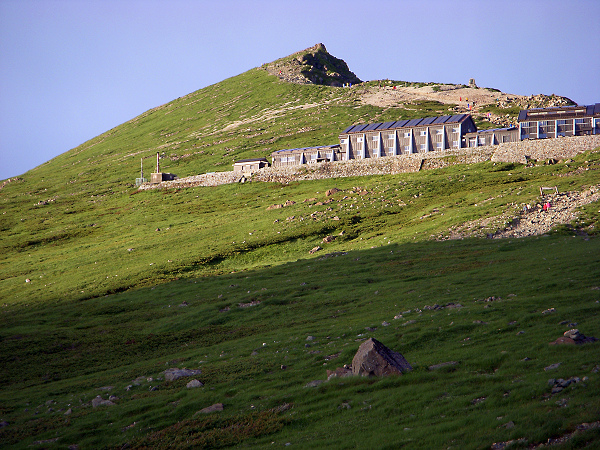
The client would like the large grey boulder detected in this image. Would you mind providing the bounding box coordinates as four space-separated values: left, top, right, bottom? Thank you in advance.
352 338 412 377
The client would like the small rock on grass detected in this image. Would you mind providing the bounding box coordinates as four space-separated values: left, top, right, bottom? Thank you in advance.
196 403 223 414
186 379 203 388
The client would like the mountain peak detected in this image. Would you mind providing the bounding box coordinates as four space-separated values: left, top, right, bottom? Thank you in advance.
262 43 362 87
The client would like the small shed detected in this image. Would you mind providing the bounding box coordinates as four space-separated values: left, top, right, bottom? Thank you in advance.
233 158 269 175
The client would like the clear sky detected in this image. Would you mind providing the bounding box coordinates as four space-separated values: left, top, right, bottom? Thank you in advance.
1 0 599 180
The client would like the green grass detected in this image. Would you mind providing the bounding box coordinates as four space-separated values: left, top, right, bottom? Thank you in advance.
1 63 600 448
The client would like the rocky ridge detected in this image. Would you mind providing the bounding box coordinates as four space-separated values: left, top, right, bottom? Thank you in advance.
262 43 362 87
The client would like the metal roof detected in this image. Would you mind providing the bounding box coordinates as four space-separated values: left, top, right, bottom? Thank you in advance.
518 103 600 122
272 144 339 154
405 118 424 127
234 158 268 163
340 113 472 134
432 115 452 124
378 121 397 130
364 123 382 131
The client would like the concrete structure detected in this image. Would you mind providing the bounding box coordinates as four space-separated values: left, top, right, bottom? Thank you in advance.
150 172 178 183
339 114 477 160
518 103 600 140
463 127 519 147
265 103 600 171
271 145 342 167
233 158 269 175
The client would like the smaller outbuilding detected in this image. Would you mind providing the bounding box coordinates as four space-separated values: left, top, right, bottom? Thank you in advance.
271 144 343 167
463 127 519 147
233 158 270 175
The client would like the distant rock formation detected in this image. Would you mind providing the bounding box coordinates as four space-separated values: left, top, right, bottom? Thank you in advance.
263 43 362 87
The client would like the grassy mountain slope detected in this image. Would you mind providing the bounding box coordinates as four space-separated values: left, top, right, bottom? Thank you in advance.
1 46 600 448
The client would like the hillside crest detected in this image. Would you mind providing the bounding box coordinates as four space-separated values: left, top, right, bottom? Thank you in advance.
262 43 362 87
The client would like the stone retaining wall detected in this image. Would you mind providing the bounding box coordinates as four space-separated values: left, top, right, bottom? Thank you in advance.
139 135 600 189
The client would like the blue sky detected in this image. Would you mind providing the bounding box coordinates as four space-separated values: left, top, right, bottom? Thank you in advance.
1 0 599 180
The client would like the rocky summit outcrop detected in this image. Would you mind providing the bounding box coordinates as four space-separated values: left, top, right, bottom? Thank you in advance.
263 43 362 87
351 338 412 377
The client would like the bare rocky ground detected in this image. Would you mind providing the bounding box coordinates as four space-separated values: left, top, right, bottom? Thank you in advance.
360 84 514 109
442 184 600 240
359 84 573 128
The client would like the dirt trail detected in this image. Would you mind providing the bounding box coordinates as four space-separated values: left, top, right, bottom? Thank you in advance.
360 84 521 110
443 184 600 240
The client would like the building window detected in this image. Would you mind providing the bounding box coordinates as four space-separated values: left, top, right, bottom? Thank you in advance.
404 146 410 152
340 139 348 144
436 142 443 149
388 134 395 140
404 132 411 138
372 135 379 141
357 137 363 142
420 130 427 136
420 143 427 150
436 129 443 135
453 141 459 147
479 137 486 145
452 127 460 134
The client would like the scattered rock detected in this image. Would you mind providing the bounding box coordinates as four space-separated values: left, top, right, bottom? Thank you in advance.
550 329 598 345
326 366 353 380
238 300 261 308
351 338 412 377
64 408 72 415
163 368 202 382
186 379 204 388
91 396 115 408
197 403 224 414
544 363 561 371
306 335 315 341
326 188 340 196
322 235 335 243
309 246 322 254
548 376 583 394
428 361 458 371
472 397 486 405
304 380 324 388
542 308 556 315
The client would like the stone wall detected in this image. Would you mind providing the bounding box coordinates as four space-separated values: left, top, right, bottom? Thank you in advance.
138 170 243 190
490 135 600 164
139 135 600 189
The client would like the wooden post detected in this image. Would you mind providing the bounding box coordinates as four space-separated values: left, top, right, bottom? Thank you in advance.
140 157 144 179
156 152 160 173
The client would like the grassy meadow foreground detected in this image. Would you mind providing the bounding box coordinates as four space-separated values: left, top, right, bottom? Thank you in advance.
1 154 600 448
1 54 600 447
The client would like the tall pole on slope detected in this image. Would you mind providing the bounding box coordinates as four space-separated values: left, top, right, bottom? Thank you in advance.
156 152 160 173
140 157 144 179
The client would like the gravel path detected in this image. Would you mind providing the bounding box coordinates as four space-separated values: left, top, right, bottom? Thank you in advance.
443 184 600 240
